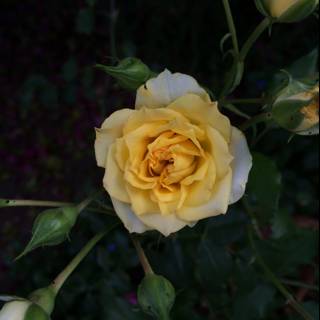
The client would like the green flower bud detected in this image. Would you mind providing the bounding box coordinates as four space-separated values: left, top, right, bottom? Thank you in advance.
255 0 319 23
272 77 319 135
0 300 49 320
138 274 175 320
96 57 155 91
17 206 80 259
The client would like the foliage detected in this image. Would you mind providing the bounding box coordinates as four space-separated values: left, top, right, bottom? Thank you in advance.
0 1 319 320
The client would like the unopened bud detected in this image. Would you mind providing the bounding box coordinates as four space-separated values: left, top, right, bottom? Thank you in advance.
272 77 319 135
138 274 175 320
255 0 319 23
96 58 155 91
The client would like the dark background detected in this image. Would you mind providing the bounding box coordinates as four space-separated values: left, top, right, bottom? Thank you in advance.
0 1 319 319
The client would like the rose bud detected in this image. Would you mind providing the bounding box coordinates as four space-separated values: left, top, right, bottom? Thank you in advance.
255 0 319 23
272 79 319 135
138 274 175 320
96 57 155 91
0 300 50 320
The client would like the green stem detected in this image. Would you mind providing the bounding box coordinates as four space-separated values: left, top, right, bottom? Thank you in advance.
222 0 239 55
131 236 154 275
281 279 319 292
248 229 314 320
240 112 272 131
51 224 119 294
242 198 263 239
239 18 270 61
0 199 73 208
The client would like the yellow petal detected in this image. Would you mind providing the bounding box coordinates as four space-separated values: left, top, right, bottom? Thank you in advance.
135 69 210 109
123 107 186 135
205 126 233 179
178 168 232 221
182 157 216 207
126 184 159 215
95 109 134 167
168 94 231 142
103 144 130 203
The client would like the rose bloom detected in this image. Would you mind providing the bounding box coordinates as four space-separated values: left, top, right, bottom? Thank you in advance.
95 70 252 236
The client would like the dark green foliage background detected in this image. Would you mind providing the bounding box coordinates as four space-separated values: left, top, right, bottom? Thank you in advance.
0 1 318 319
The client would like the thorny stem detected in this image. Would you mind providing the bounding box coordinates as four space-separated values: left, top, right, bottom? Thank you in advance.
248 229 314 320
131 236 154 275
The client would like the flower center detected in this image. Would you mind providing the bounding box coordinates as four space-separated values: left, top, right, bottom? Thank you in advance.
144 131 200 188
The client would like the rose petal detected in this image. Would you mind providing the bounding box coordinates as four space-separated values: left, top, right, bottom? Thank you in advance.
229 127 252 204
95 109 134 168
111 197 152 234
177 168 232 221
168 94 232 141
111 197 191 237
104 144 130 203
135 69 209 109
138 211 191 237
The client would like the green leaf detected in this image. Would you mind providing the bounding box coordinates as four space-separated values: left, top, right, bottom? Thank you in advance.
197 238 233 290
288 49 319 79
257 229 319 276
204 210 247 245
96 57 155 91
17 206 80 259
247 153 282 221
76 8 94 35
232 284 276 320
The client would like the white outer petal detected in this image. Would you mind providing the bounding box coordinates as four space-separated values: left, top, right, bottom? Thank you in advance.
135 69 209 109
111 197 151 234
229 127 252 204
0 301 31 320
111 197 192 237
95 109 134 168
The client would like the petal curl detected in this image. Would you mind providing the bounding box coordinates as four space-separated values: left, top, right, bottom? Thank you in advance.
229 127 252 204
95 109 134 167
111 197 151 234
135 69 209 109
138 212 191 237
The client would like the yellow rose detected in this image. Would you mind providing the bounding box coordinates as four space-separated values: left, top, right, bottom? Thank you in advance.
95 70 252 236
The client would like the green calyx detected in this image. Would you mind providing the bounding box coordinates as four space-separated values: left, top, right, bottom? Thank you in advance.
138 274 176 320
96 57 156 91
29 287 56 315
24 303 50 320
